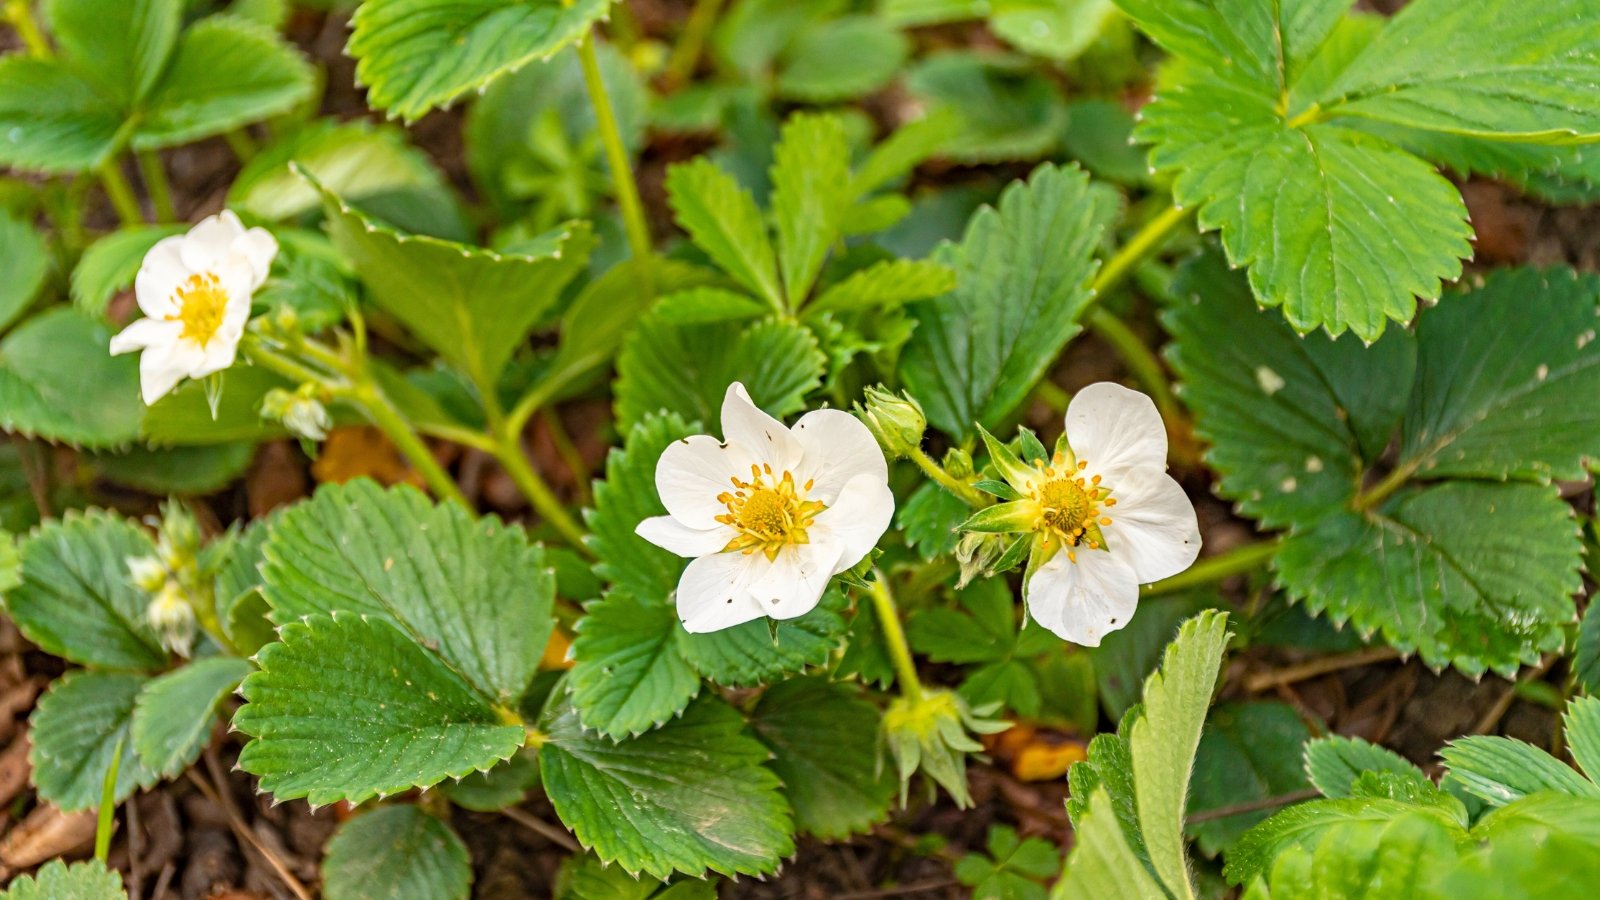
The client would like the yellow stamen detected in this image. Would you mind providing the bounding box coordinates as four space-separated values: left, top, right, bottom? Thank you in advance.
166 272 230 347
1028 456 1117 556
715 467 826 561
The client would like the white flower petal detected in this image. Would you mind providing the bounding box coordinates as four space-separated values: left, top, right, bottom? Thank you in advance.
1025 548 1139 647
746 541 842 620
636 515 735 558
655 434 760 529
137 339 205 405
791 408 887 504
1065 382 1168 485
134 236 191 319
109 317 179 355
178 211 247 273
1104 467 1202 584
676 551 770 633
720 382 802 473
231 225 278 289
811 472 895 575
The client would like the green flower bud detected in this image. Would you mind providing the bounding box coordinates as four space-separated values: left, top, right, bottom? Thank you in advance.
262 386 331 441
155 502 201 572
146 580 196 658
882 689 1008 808
943 447 975 480
126 555 168 594
855 386 926 459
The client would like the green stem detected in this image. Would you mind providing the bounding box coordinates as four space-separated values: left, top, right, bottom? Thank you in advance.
1087 307 1180 420
1032 380 1069 415
351 383 469 507
493 432 594 555
867 570 923 703
908 446 986 508
1090 203 1191 302
223 128 258 163
242 337 339 387
98 158 144 225
136 149 176 222
3 0 50 56
663 0 726 87
1352 461 1418 512
542 407 592 507
1143 539 1280 596
578 36 654 299
95 737 123 863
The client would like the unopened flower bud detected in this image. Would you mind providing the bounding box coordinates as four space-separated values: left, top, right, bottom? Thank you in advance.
146 580 196 658
943 447 974 480
882 689 1008 808
126 555 168 594
262 386 331 441
855 386 926 459
155 502 201 572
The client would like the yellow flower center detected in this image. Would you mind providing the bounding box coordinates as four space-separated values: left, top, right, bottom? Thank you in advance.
715 463 827 561
1029 452 1117 562
168 272 230 346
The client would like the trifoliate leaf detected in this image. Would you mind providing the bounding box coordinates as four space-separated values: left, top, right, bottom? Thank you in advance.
348 0 611 122
748 676 895 840
70 225 185 316
0 859 125 900
1440 736 1600 807
664 158 782 311
8 511 166 671
0 211 47 332
774 16 908 103
44 0 178 107
323 806 472 900
539 693 795 879
1243 813 1459 900
901 163 1112 438
1054 789 1168 900
568 591 701 740
30 670 159 811
1303 736 1431 800
898 481 968 561
0 308 143 447
910 578 1027 665
262 480 554 704
614 313 825 435
314 176 592 389
1188 702 1313 856
135 17 314 149
131 656 252 778
235 613 526 806
0 58 122 174
586 413 696 603
677 588 848 688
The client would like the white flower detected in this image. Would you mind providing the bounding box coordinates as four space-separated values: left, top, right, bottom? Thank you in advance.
146 580 196 658
126 555 168 594
636 383 896 633
262 387 331 441
966 382 1201 646
109 211 278 404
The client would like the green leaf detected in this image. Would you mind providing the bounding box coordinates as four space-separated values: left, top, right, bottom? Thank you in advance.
769 112 851 307
807 258 955 316
665 158 782 311
1303 735 1431 800
45 0 179 107
348 0 611 121
991 0 1119 62
0 532 17 596
910 579 1024 665
677 588 848 687
1113 0 1345 93
1440 736 1600 807
959 825 1059 899
1575 594 1600 695
0 308 143 447
135 17 315 149
905 52 1066 163
568 591 701 740
586 413 696 602
1188 702 1313 856
315 175 593 388
655 288 770 325
749 676 895 839
901 163 1111 438
0 57 121 173
30 670 159 811
0 211 48 331
8 511 166 670
323 806 472 900
1130 609 1231 898
0 859 125 900
774 16 909 103
91 443 255 495
1566 697 1600 785
1054 789 1169 900
131 656 253 778
1317 0 1600 142
1225 797 1467 887
614 313 825 435
439 749 540 811
539 693 795 879
898 481 968 561
141 363 294 445
261 479 554 704
71 224 185 315
1245 812 1459 900
235 613 526 806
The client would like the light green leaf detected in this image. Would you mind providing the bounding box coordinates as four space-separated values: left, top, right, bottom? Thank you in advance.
614 313 825 435
901 163 1111 438
347 0 611 121
1224 797 1467 886
323 806 472 900
30 670 159 811
0 308 143 447
587 413 696 602
807 258 955 316
749 676 894 840
131 656 253 778
677 588 848 687
1245 813 1458 900
1113 0 1345 94
0 211 48 331
8 511 166 671
0 859 125 900
568 591 701 740
45 0 178 106
141 363 294 445
904 52 1066 163
1053 789 1168 900
1566 697 1600 785
235 613 526 806
71 224 185 315
539 693 795 879
664 158 783 311
315 175 593 389
655 288 770 325
1303 735 1431 800
136 17 314 149
775 16 909 103
991 0 1119 62
261 479 554 704
1440 736 1600 807
0 57 122 173
1130 609 1230 899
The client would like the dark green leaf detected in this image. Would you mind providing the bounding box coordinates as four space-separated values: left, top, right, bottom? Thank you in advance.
30 670 159 810
323 806 472 900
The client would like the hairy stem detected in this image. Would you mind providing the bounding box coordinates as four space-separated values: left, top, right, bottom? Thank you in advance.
136 149 176 222
223 128 258 163
908 446 986 508
1143 539 1280 597
867 570 923 703
578 36 653 299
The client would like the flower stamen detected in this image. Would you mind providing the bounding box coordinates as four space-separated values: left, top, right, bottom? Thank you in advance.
1029 451 1115 554
167 272 230 347
715 468 826 561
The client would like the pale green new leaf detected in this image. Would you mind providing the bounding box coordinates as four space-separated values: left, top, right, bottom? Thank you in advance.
45 0 178 107
1244 813 1458 900
0 211 48 331
1188 702 1313 856
568 592 701 739
991 0 1119 62
0 860 125 900
0 308 143 447
315 175 593 388
771 113 853 306
131 656 253 778
664 159 782 310
348 0 611 121
8 511 166 671
30 670 159 811
807 258 955 316
586 413 697 602
235 614 526 806
0 57 122 173
1303 736 1431 800
1053 789 1167 900
1113 0 1345 95
1440 736 1600 807
323 806 472 900
539 693 795 879
71 225 185 315
261 479 554 704
1567 697 1600 785
1224 797 1467 886
901 164 1111 437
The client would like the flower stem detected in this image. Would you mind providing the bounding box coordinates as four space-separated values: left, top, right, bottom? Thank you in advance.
663 0 726 87
349 382 470 508
493 429 594 555
98 158 144 225
578 36 653 300
908 446 986 508
867 570 923 704
1086 307 1180 421
1032 379 1069 414
3 0 49 56
1352 461 1418 512
1143 539 1280 596
542 407 592 507
1090 203 1192 301
223 128 258 163
136 149 176 222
